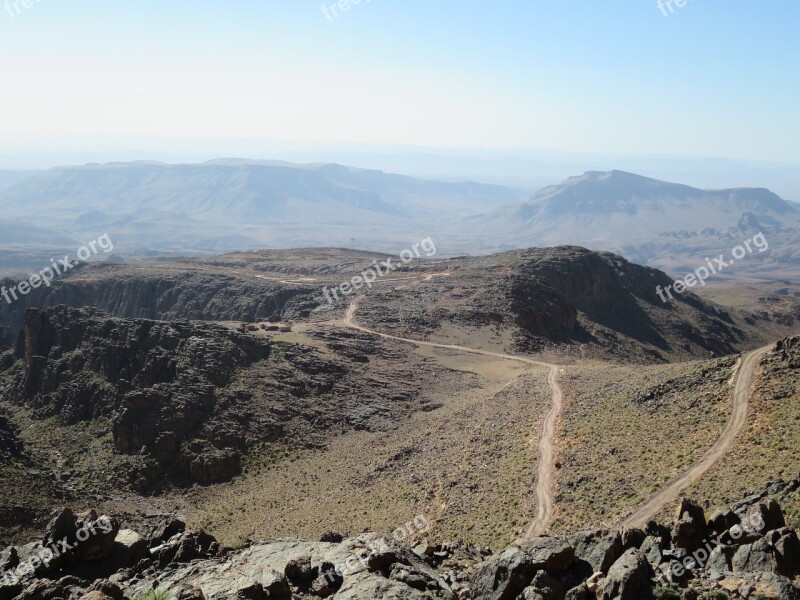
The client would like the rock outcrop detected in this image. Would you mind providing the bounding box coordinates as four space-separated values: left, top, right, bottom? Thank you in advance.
0 306 353 490
2 480 798 600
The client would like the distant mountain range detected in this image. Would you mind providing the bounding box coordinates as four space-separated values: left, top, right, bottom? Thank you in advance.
459 170 800 276
0 161 798 279
0 160 525 259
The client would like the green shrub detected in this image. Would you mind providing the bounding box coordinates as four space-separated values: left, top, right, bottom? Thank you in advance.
133 589 172 600
653 584 681 600
707 591 730 600
228 534 249 550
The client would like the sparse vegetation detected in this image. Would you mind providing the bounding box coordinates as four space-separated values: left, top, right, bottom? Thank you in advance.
653 584 682 600
133 588 172 600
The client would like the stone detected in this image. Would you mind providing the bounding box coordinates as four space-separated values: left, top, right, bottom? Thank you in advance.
600 549 654 600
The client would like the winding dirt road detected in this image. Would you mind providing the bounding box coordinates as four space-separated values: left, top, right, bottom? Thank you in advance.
617 344 771 528
341 300 562 538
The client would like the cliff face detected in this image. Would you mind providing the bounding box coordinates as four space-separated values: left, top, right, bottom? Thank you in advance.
0 268 318 333
0 410 21 463
509 246 744 357
0 306 351 491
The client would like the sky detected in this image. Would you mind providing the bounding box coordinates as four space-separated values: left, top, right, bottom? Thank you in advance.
0 0 798 163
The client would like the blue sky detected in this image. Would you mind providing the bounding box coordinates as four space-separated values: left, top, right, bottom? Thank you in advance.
0 0 798 162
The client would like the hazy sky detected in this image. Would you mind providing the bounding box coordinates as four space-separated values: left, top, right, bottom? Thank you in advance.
0 0 798 162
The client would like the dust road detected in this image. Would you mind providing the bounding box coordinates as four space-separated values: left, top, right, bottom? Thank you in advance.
341 299 562 538
618 345 770 528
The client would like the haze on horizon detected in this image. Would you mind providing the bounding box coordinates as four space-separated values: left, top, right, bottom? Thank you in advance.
0 0 798 167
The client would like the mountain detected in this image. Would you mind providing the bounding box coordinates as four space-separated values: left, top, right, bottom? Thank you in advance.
464 170 798 243
459 170 800 276
0 160 526 263
2 164 799 280
0 170 40 192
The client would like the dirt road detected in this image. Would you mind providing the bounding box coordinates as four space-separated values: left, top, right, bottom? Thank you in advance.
341 299 562 538
617 345 770 528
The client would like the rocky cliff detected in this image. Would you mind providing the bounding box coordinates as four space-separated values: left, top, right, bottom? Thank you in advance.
0 306 355 492
0 267 318 334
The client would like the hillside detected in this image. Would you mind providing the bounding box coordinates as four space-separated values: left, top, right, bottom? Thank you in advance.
0 246 779 363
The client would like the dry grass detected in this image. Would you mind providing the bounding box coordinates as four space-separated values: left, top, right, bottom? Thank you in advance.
185 347 552 549
552 359 735 531
681 352 800 528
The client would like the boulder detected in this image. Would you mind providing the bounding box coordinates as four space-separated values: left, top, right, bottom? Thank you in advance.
620 528 647 551
740 498 786 534
284 555 313 581
153 531 218 567
149 518 186 547
520 570 565 600
83 579 124 600
73 514 120 563
469 538 574 600
707 509 740 537
600 548 654 600
640 536 665 565
177 588 206 600
261 570 290 597
0 547 19 573
706 545 736 578
564 582 590 600
16 579 66 600
519 537 575 574
42 508 77 548
389 563 435 592
320 531 345 543
671 499 706 554
107 530 149 571
732 528 800 578
568 530 623 575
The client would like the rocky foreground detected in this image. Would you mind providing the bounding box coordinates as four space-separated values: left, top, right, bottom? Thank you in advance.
1 479 799 600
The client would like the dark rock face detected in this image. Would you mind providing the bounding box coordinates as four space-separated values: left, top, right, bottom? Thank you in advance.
0 410 22 464
0 269 317 334
0 306 353 490
510 247 744 358
505 274 578 337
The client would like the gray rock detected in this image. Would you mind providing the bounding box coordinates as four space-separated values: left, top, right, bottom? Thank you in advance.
671 499 706 554
469 538 573 600
620 528 646 551
600 548 654 600
567 530 623 574
706 545 735 578
640 536 664 566
732 528 800 578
